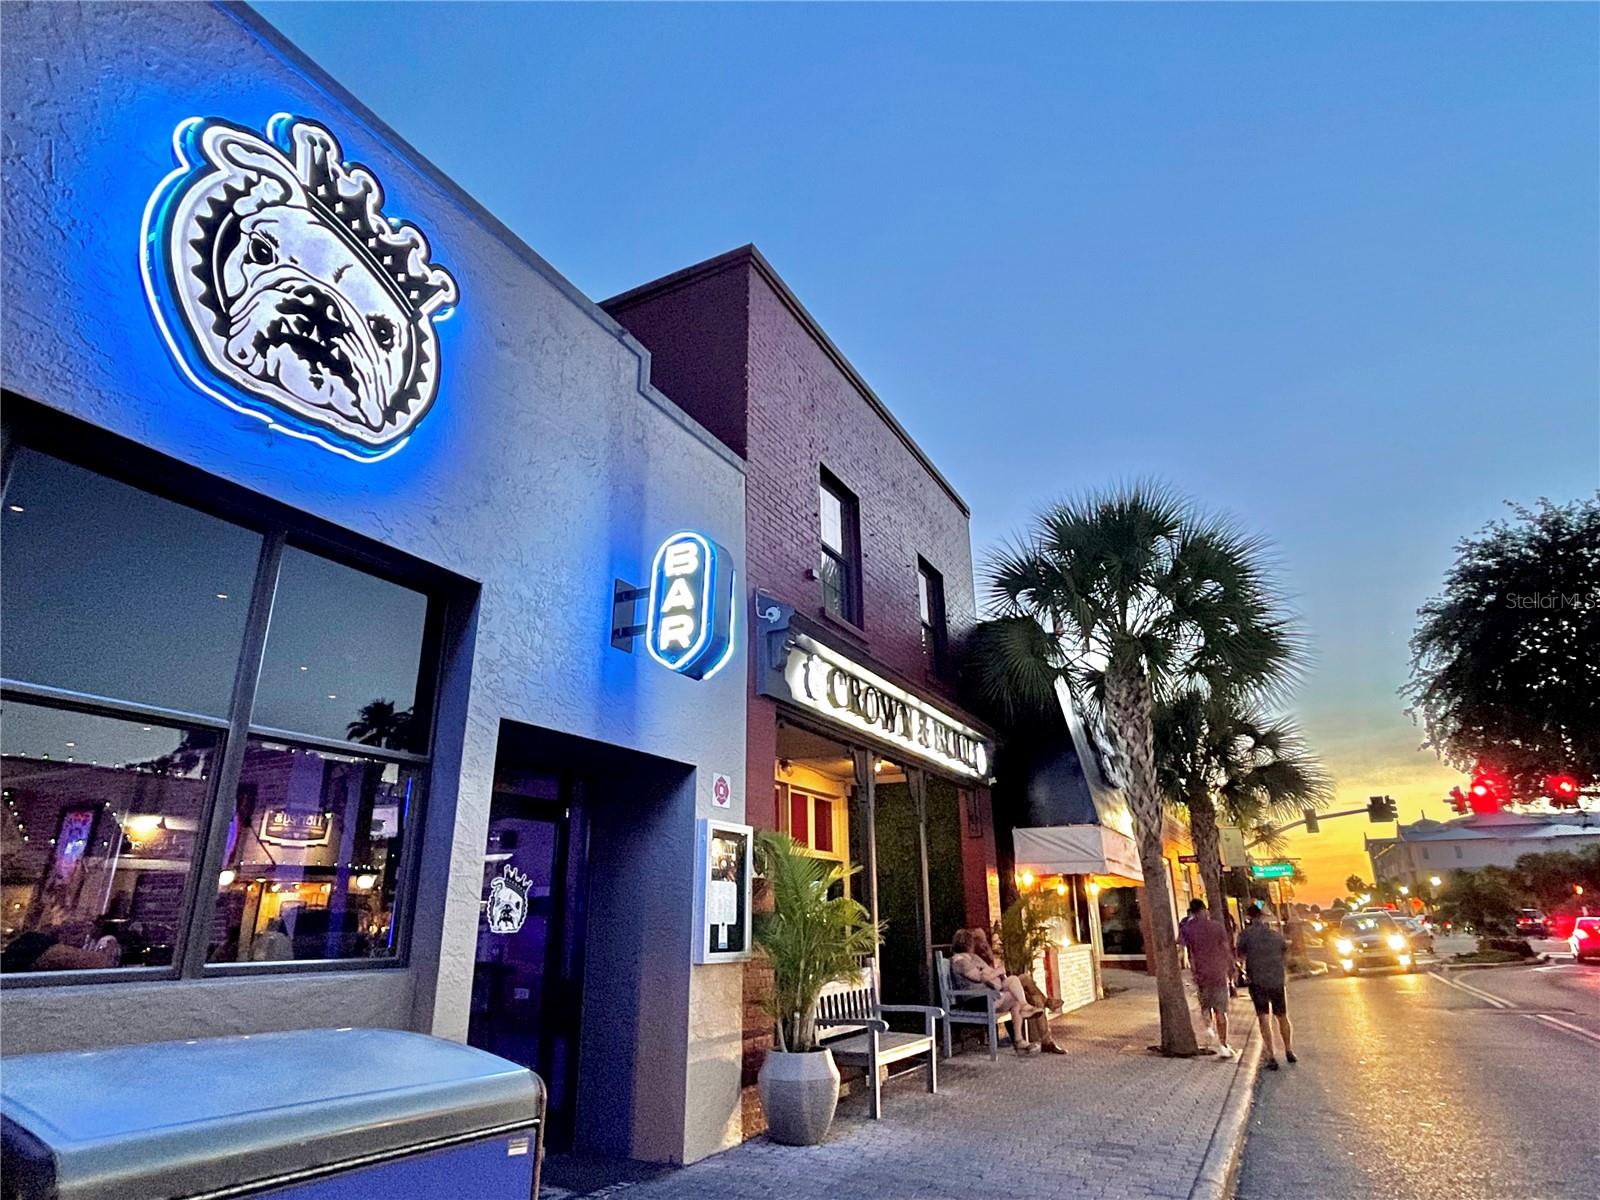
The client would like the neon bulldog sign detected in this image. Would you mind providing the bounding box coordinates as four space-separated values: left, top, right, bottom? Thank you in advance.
142 114 458 461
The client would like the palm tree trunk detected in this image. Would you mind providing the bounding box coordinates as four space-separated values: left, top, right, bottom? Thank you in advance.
1186 788 1229 925
1104 663 1201 1057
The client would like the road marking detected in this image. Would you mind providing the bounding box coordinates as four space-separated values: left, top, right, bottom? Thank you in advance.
1529 1014 1600 1047
1428 971 1512 1009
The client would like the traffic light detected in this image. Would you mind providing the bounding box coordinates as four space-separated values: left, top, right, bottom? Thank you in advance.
1303 808 1320 834
1448 786 1470 816
1545 774 1581 809
1468 766 1509 814
1367 795 1397 822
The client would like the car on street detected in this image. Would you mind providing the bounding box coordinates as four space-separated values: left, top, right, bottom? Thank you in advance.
1333 911 1414 975
1570 916 1600 962
1395 915 1434 954
1515 909 1549 937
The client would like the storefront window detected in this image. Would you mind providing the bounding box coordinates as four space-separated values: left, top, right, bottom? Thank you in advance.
1 440 441 984
0 703 219 973
1 449 262 717
209 740 415 963
1098 886 1145 956
252 548 431 750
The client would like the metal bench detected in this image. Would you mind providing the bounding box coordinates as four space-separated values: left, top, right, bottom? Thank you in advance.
934 950 1012 1060
815 969 942 1119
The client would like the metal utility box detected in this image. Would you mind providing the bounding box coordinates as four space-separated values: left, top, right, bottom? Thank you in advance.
0 1027 545 1200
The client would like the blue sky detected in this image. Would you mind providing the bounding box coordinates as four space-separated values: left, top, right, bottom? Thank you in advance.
254 2 1598 895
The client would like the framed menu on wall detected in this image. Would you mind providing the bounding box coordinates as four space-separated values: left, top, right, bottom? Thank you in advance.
693 818 752 963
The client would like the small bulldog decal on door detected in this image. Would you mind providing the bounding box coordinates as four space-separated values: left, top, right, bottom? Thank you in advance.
142 115 457 459
486 865 532 935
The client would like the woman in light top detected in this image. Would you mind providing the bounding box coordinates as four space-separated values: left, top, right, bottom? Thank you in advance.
949 927 1045 1055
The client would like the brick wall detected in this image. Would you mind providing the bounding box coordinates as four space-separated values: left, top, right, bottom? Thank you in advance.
606 246 989 1143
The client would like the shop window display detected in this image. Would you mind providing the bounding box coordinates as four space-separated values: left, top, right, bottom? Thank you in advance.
1 442 438 983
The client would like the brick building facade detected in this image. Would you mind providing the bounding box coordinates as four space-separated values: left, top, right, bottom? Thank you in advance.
605 246 1000 1137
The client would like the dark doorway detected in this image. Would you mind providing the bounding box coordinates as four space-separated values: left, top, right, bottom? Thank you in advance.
468 765 589 1151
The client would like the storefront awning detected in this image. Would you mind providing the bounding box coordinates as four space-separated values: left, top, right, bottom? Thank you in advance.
1012 824 1143 884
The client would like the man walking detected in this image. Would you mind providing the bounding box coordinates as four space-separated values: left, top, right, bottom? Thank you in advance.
1181 900 1236 1058
1237 902 1296 1070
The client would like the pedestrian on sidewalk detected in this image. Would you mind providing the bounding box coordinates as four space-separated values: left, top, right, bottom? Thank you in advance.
1181 900 1236 1059
1237 902 1296 1070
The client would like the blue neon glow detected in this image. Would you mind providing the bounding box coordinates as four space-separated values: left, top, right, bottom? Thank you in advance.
139 113 456 463
644 531 737 681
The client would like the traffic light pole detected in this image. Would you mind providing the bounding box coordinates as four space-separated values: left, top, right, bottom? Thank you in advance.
1246 805 1376 848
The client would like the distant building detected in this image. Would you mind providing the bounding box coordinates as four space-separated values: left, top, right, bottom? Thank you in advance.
1368 809 1600 889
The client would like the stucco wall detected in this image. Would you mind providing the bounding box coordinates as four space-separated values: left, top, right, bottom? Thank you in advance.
1 0 748 1164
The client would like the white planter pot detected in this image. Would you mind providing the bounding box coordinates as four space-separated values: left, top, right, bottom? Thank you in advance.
757 1048 840 1145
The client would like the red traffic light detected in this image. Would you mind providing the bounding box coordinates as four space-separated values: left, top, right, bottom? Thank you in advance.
1468 766 1509 814
1546 774 1581 808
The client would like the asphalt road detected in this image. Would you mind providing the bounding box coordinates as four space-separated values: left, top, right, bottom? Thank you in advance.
1235 951 1600 1200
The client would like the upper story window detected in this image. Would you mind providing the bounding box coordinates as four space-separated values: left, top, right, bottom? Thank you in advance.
819 469 861 626
1 445 440 983
917 558 948 677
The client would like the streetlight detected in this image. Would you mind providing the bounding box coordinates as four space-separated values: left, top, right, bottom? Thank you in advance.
1429 876 1442 888
1399 885 1410 896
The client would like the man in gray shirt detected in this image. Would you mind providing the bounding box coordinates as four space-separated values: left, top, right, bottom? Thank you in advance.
1237 903 1296 1070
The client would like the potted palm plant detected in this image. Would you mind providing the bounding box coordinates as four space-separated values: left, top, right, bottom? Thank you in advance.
753 831 879 1146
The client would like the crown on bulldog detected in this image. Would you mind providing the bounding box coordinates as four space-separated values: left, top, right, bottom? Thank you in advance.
283 119 458 318
498 864 533 894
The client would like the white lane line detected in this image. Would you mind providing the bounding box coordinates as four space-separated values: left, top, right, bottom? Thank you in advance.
1428 970 1513 1009
1530 1014 1600 1047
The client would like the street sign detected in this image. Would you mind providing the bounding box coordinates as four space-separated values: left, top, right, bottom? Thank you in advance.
1249 861 1295 880
1178 854 1199 864
1219 826 1248 869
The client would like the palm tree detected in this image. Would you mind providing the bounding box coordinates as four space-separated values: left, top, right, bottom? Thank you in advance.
1155 689 1331 924
346 699 418 751
983 484 1299 1056
753 832 881 1052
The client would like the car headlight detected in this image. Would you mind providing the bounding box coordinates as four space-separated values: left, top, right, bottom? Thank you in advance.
1386 934 1406 950
1335 938 1354 955
1311 921 1324 932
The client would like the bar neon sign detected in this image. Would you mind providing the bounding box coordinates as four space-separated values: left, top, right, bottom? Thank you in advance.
645 532 736 680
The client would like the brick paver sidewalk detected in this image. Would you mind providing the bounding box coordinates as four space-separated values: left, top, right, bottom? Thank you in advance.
544 974 1259 1200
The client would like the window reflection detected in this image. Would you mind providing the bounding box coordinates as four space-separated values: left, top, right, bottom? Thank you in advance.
253 548 430 750
0 704 218 974
0 449 261 717
210 739 414 963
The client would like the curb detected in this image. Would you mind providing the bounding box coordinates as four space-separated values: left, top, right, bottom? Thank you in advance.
1188 1024 1262 1200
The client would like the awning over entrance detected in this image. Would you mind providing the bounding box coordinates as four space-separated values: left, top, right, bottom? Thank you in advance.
1011 824 1143 884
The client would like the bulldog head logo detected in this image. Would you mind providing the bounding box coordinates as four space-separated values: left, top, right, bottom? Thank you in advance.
142 115 458 459
486 865 532 935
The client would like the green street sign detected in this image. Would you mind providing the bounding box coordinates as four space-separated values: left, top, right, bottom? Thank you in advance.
1250 861 1295 880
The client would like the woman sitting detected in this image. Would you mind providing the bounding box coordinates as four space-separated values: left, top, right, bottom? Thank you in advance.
968 925 1067 1053
949 928 1045 1055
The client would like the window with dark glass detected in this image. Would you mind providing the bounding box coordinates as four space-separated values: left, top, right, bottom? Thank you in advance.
1 445 438 983
819 470 861 625
917 558 948 676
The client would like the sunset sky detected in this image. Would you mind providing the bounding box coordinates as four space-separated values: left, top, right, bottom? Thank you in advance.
256 2 1599 904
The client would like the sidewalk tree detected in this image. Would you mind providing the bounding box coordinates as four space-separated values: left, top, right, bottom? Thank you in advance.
1406 495 1600 798
1155 689 1330 922
983 484 1297 1057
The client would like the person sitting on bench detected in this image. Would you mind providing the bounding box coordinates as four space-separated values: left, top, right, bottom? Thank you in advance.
949 928 1046 1055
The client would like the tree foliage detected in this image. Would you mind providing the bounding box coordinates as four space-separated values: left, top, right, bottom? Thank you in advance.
1406 495 1600 796
981 483 1301 1056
